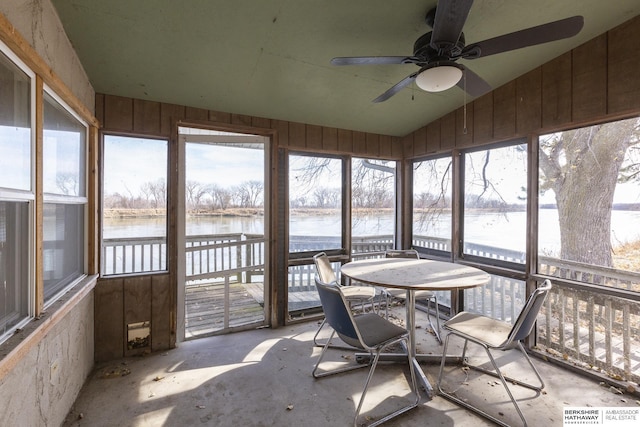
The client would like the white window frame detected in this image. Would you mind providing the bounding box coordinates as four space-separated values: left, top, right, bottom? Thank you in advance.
41 85 88 308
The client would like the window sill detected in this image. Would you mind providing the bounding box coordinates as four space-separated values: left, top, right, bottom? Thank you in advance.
0 274 98 381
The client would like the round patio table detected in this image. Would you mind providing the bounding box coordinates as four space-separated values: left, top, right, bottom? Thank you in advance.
341 257 491 397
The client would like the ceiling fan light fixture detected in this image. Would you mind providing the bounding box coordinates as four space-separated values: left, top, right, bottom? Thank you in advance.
415 63 463 92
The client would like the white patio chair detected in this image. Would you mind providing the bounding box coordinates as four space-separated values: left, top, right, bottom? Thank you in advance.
437 279 552 427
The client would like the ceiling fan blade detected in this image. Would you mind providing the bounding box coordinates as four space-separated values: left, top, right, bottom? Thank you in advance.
456 67 492 97
373 72 418 103
331 56 416 66
461 15 584 59
430 0 474 51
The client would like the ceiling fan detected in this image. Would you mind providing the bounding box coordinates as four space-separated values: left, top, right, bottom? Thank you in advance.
331 0 584 102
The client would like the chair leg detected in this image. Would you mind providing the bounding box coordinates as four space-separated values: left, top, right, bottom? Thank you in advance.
515 341 545 390
380 291 389 319
312 318 327 347
438 334 512 426
385 296 389 319
425 296 442 344
354 336 420 427
438 334 538 427
462 341 544 391
436 332 453 394
312 330 370 379
480 345 529 426
378 289 392 320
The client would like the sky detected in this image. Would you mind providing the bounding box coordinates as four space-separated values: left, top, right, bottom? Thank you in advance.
0 126 31 191
103 134 265 197
186 143 264 187
4 127 638 205
103 135 168 196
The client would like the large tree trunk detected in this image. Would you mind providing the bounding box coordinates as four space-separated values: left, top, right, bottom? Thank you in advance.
540 121 637 267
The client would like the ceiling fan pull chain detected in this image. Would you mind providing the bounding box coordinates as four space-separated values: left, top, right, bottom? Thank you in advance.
463 72 468 134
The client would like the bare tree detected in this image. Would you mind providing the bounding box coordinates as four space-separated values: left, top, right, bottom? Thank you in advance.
413 158 453 232
140 182 154 206
312 187 332 208
326 188 341 208
237 180 264 208
55 172 78 196
352 159 395 209
104 192 129 209
291 156 333 191
290 196 307 208
186 180 207 210
146 178 166 208
207 184 232 209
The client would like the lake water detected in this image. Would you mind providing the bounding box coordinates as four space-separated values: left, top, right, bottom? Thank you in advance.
103 209 640 255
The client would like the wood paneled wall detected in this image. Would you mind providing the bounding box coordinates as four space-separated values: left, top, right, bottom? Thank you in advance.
94 95 403 158
94 92 402 360
403 15 640 157
94 275 171 361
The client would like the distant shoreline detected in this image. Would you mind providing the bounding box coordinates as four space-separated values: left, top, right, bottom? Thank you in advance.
104 204 640 219
104 207 395 218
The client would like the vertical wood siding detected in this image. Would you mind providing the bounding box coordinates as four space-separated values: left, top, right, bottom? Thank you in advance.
405 15 640 157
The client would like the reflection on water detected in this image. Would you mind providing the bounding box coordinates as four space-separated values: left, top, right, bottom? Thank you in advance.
103 215 264 238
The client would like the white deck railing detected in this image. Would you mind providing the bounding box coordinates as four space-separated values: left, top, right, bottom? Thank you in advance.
101 236 167 275
101 233 640 383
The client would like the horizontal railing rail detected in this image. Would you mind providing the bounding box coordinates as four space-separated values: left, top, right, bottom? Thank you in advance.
539 256 640 290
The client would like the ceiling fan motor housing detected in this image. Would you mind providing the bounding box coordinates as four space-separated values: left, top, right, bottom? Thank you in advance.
329 0 584 102
413 31 466 64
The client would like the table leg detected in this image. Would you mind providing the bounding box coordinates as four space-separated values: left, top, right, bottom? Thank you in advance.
356 289 461 398
406 289 415 356
406 289 434 397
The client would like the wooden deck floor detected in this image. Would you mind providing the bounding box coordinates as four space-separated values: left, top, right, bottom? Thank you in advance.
184 281 323 338
185 281 265 338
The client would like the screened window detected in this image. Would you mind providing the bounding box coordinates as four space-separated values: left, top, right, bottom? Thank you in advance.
0 47 33 342
42 91 87 303
289 154 343 252
412 156 452 254
538 117 640 288
0 202 30 340
463 142 527 265
102 135 168 275
351 158 396 257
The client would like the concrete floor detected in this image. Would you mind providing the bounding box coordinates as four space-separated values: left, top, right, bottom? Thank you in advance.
63 307 638 427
